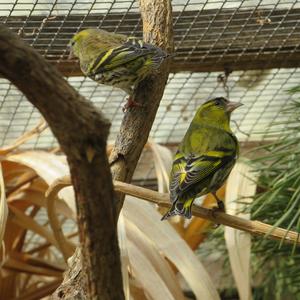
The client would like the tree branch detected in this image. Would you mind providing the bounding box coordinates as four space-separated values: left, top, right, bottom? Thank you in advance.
109 0 174 215
29 0 174 297
114 181 300 245
0 25 124 299
49 1 174 296
57 1 174 296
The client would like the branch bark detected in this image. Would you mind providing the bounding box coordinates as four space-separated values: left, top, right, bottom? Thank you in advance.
0 0 174 297
0 25 124 299
114 181 300 245
109 0 174 215
55 1 174 297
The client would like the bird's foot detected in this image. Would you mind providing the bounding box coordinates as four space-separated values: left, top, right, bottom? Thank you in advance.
122 97 143 112
210 200 225 228
217 200 225 212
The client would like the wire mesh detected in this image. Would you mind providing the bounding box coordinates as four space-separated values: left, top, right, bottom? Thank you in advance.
0 67 299 149
0 0 300 175
1 0 299 71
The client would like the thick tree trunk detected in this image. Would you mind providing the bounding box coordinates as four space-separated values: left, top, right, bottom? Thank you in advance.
0 26 124 300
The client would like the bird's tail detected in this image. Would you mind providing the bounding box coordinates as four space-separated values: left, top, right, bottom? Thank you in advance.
161 198 193 221
152 52 175 69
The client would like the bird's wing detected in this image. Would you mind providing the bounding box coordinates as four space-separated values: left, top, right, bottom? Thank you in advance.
169 149 235 202
89 38 164 74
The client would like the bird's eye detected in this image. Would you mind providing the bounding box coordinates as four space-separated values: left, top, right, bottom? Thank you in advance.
215 100 221 106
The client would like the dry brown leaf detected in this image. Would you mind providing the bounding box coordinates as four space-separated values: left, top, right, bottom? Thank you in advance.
9 251 65 272
127 239 175 300
4 257 62 277
123 196 220 300
13 278 61 300
0 163 8 267
0 118 48 155
125 218 185 300
8 190 75 220
184 185 226 250
148 139 173 193
9 204 59 250
6 151 76 213
118 213 130 300
225 161 257 300
43 175 76 260
129 278 148 300
46 189 76 262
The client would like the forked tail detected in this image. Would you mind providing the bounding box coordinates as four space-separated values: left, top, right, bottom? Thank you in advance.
161 198 193 220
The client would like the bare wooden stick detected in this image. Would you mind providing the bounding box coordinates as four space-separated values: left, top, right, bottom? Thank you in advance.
46 176 76 262
114 180 300 245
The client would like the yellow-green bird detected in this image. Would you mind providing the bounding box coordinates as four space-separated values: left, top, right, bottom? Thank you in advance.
161 97 243 220
69 28 168 110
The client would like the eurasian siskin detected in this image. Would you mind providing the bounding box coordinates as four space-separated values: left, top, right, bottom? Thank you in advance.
69 28 168 110
161 97 243 220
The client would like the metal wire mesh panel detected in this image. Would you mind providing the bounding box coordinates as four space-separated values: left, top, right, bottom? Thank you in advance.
0 67 299 149
1 0 300 73
0 0 300 150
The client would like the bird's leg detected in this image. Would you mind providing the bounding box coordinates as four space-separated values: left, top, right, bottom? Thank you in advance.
212 192 225 212
210 192 225 227
122 96 143 112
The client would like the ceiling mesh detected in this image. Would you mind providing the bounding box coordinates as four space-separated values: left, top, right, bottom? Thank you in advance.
0 0 300 149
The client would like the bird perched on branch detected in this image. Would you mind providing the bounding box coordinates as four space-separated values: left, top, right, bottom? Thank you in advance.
68 28 168 111
161 97 243 220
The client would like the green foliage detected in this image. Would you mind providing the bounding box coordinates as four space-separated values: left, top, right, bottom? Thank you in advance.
249 95 300 299
252 102 300 233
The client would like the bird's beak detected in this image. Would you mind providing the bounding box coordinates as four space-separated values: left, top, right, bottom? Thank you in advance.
226 101 243 112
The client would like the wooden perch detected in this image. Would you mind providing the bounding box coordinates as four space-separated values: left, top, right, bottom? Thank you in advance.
47 177 299 245
114 181 300 245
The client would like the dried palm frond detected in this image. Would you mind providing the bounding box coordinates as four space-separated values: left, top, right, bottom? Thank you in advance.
0 123 220 299
224 162 257 300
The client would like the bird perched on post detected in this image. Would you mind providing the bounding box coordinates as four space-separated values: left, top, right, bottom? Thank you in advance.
161 97 243 220
68 28 169 111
